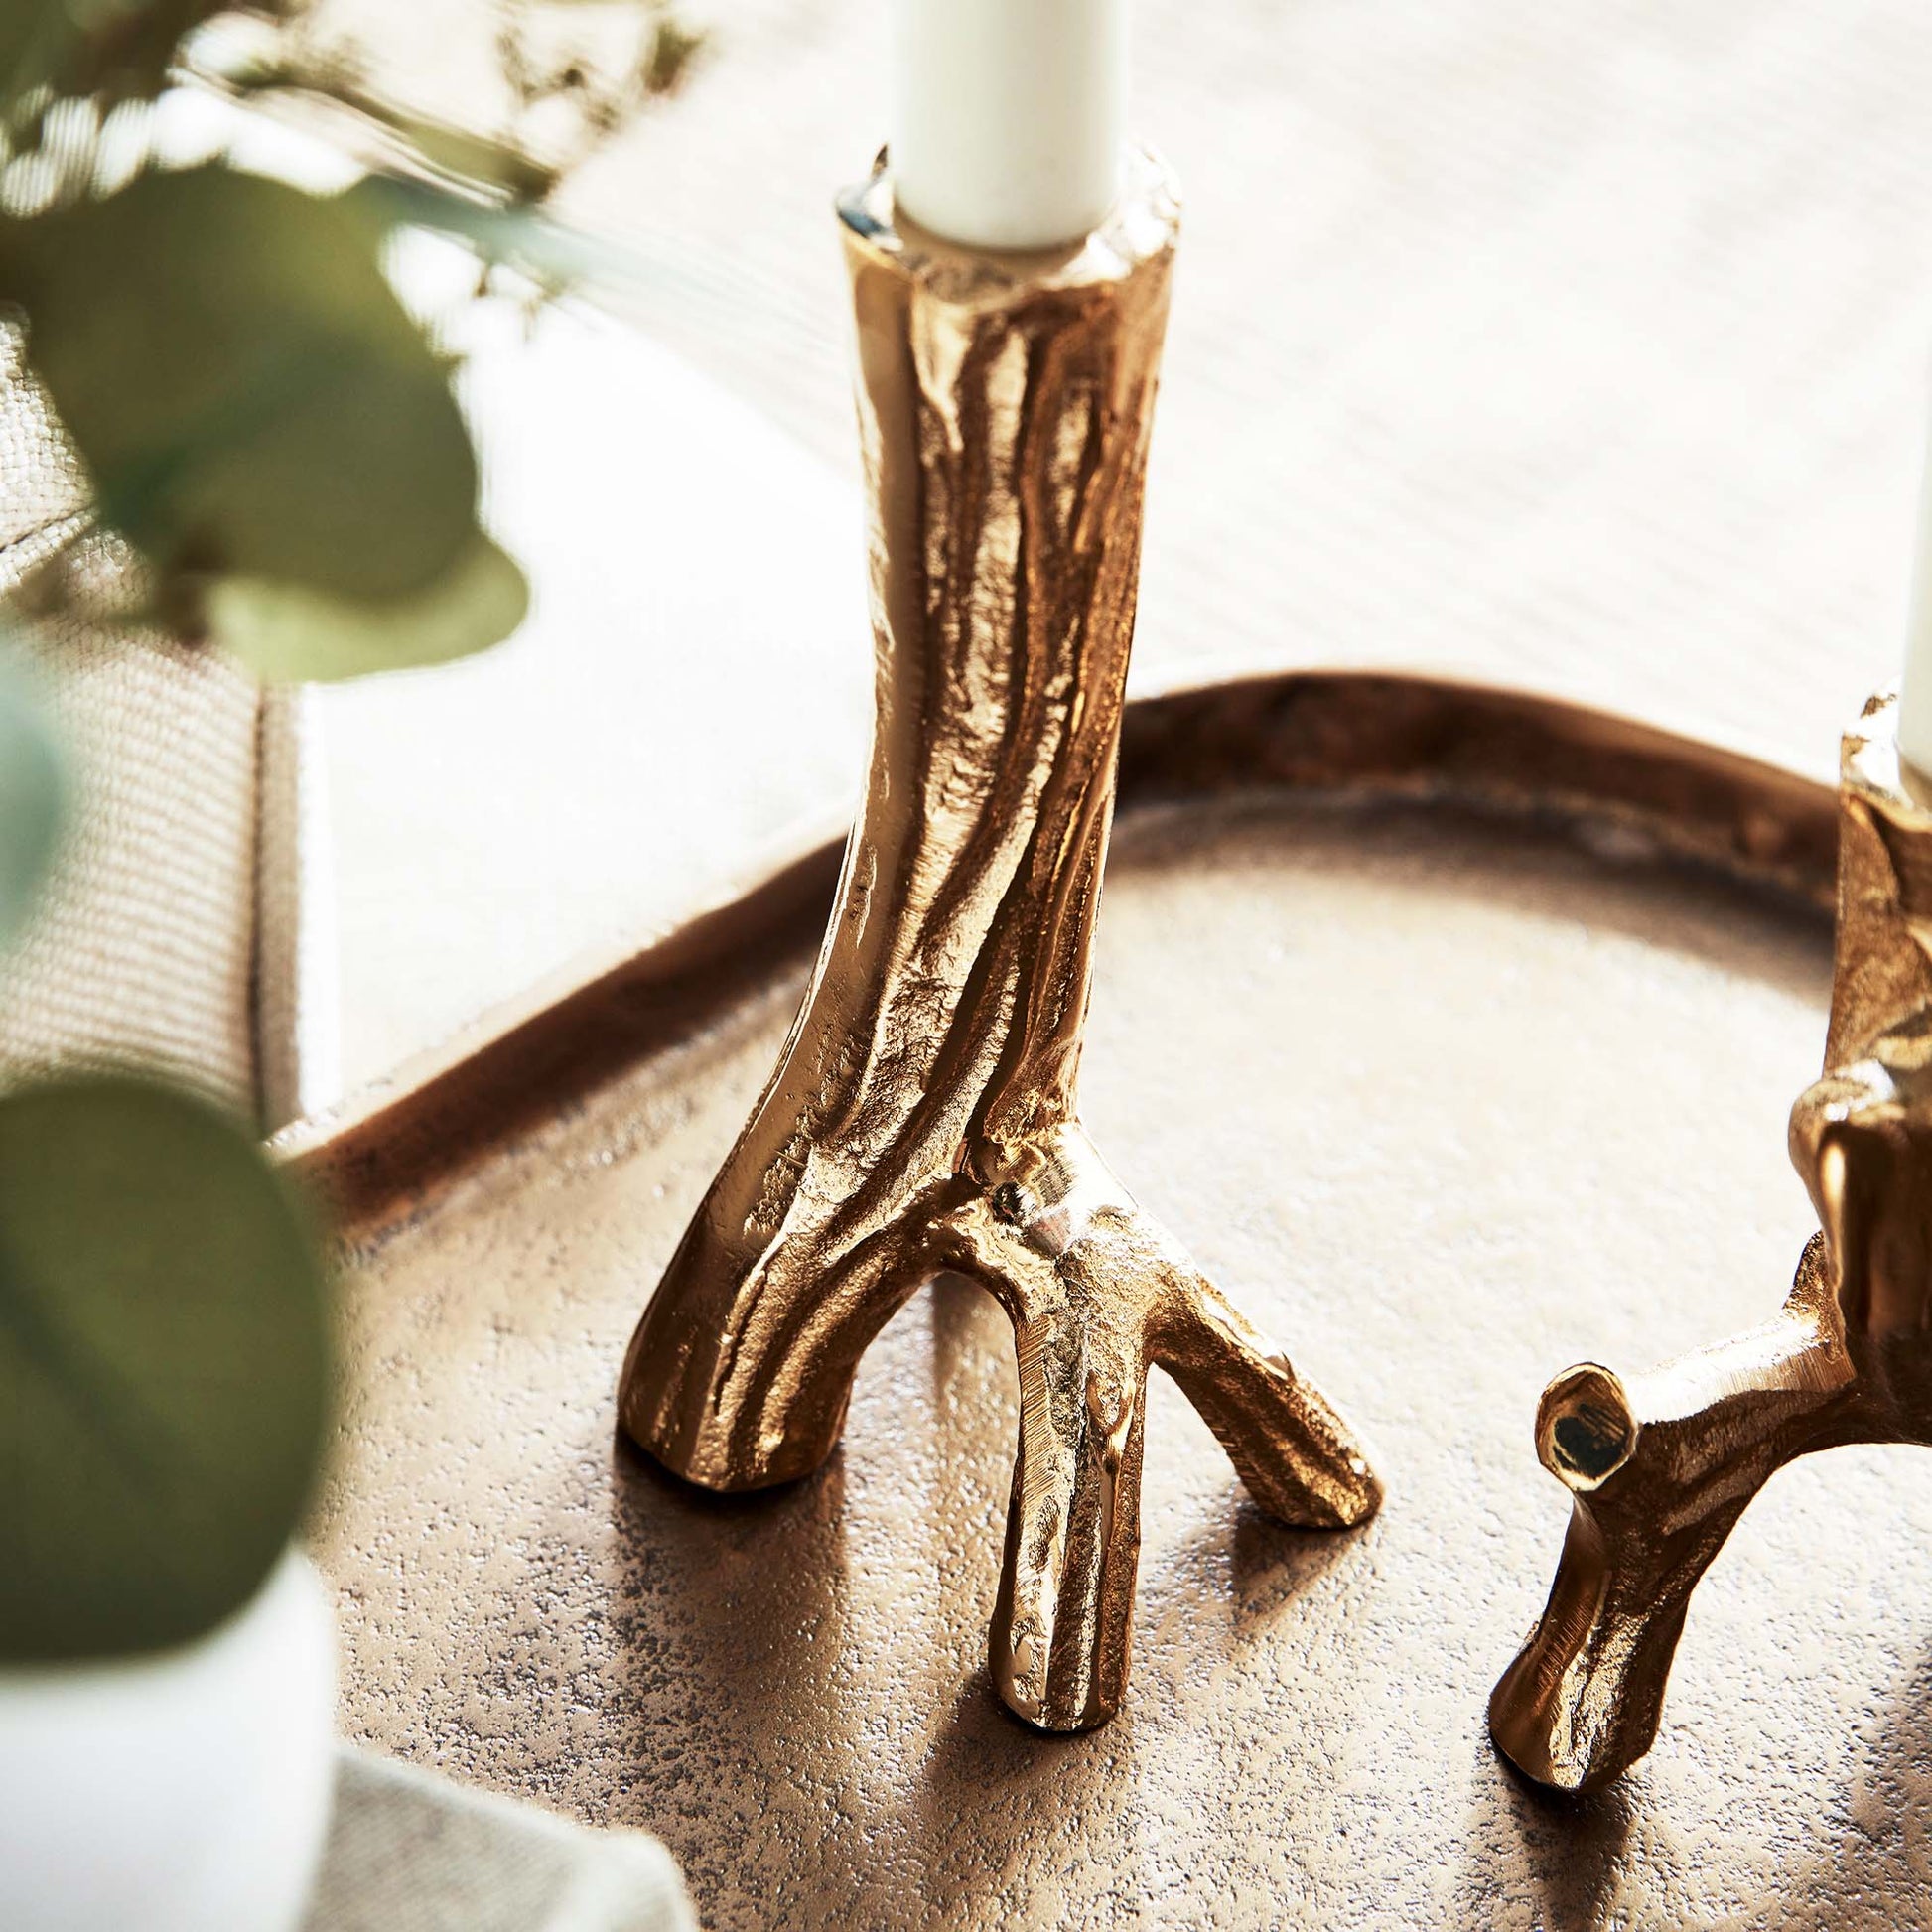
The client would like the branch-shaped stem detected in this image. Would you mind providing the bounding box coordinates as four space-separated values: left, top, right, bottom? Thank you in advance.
620 161 1174 1491
1489 1237 1862 1791
618 155 1380 1731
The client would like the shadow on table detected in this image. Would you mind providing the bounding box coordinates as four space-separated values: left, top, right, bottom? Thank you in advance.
1458 1758 1640 1932
1767 1633 1932 1932
607 1427 855 1714
605 1430 863 1908
1453 1626 1932 1932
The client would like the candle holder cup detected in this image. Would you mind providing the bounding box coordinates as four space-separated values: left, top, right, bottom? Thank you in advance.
1489 687 1932 1792
617 152 1382 1732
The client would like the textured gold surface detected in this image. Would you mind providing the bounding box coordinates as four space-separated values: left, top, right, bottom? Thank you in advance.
1491 687 1932 1794
615 158 1379 1731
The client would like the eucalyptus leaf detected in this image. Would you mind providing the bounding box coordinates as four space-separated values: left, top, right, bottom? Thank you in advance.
0 166 488 636
207 529 528 682
0 1077 330 1662
0 649 65 947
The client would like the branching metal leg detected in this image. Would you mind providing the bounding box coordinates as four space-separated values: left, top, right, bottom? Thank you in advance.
618 155 1382 1730
930 1125 1378 1728
1489 1239 1862 1790
1491 693 1932 1790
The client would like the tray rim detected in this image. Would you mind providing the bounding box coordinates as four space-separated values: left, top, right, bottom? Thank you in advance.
275 667 1839 1240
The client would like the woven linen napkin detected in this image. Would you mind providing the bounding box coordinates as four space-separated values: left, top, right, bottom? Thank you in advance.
0 331 333 1128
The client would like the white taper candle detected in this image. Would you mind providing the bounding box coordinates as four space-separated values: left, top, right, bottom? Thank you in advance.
1901 392 1932 778
892 0 1128 252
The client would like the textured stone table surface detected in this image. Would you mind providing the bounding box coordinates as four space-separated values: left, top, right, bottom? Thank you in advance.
313 786 1932 1929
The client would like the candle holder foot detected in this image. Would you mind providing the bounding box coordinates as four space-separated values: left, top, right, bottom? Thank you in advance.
624 1119 1377 1731
1490 690 1932 1792
617 154 1381 1732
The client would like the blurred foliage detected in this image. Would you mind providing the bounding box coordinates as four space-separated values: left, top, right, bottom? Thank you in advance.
191 0 704 206
0 0 702 679
0 646 65 946
0 0 705 1663
0 166 507 671
0 1077 331 1661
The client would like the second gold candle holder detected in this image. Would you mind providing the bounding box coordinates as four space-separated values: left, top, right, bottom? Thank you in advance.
616 153 1382 1732
1491 687 1932 1792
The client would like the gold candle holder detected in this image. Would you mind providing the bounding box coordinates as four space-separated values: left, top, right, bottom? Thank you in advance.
617 152 1382 1732
1490 687 1932 1792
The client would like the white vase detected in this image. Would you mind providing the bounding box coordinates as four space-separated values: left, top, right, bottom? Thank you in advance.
0 1549 338 1932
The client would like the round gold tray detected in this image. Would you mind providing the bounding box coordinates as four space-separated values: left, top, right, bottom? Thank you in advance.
290 672 1921 1932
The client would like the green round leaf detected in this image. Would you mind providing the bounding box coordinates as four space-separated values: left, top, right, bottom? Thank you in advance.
207 527 528 683
0 1076 331 1661
0 166 482 613
0 651 65 948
